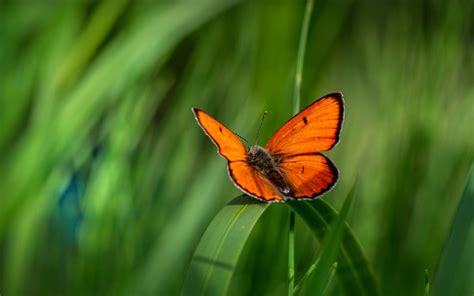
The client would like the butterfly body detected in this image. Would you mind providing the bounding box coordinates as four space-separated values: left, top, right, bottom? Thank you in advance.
247 145 292 196
193 92 344 203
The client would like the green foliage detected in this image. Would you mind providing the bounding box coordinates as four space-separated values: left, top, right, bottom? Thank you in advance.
287 198 378 296
431 166 474 296
183 196 269 295
0 0 473 295
183 185 377 296
296 184 355 295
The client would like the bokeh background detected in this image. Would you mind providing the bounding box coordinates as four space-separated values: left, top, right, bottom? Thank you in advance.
1 0 473 295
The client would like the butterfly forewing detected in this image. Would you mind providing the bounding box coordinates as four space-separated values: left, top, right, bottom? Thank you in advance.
265 93 343 156
193 108 247 162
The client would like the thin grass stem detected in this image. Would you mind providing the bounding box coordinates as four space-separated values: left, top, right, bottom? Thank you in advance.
293 0 314 115
288 210 296 296
289 1 314 295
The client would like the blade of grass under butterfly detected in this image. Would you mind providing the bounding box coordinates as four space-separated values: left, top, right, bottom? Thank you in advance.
296 184 354 295
431 165 474 296
287 199 379 296
182 196 269 296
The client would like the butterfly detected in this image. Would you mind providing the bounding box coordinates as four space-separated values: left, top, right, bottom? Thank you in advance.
192 92 344 203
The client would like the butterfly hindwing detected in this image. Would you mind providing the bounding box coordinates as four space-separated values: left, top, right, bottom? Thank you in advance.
278 153 338 199
193 108 247 162
228 161 283 202
265 93 344 156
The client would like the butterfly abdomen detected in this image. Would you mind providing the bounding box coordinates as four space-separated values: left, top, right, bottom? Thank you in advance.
267 170 292 196
247 145 292 196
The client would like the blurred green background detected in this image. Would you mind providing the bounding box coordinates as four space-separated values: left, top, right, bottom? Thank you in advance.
1 0 473 295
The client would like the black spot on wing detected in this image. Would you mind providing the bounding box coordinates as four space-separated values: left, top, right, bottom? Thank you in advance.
301 166 305 174
303 116 308 125
219 126 223 133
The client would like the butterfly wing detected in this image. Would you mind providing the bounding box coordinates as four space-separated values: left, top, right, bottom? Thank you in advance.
228 161 283 202
278 153 338 199
193 108 282 202
193 108 247 162
265 93 344 199
265 93 344 156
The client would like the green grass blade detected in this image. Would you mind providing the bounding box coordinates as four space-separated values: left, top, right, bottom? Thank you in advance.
424 269 430 296
288 209 296 295
182 195 269 296
324 262 339 295
431 164 474 296
287 198 379 296
54 0 130 89
297 185 355 295
293 0 314 115
290 1 314 294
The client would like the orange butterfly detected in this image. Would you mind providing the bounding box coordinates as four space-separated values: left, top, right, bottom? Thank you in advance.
193 92 344 203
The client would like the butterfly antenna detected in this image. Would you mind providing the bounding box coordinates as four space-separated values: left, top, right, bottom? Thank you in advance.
254 111 268 145
235 132 249 146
